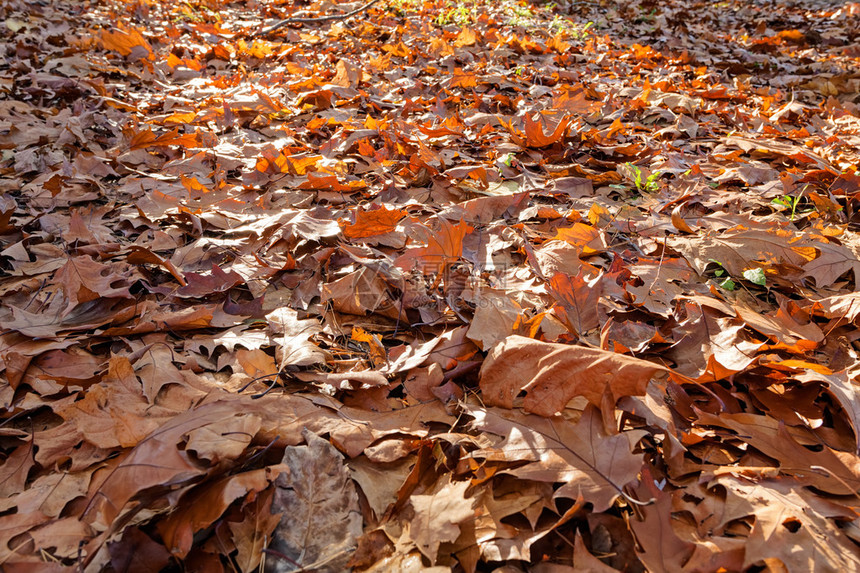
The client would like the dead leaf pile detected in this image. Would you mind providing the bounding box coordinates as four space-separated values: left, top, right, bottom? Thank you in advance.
1 0 860 570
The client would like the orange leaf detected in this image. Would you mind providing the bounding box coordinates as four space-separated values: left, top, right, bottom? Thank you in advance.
449 68 477 89
331 59 362 88
129 127 201 150
548 270 602 336
342 206 407 239
671 203 695 233
395 219 473 273
100 25 152 57
351 326 387 367
298 173 367 193
454 28 478 47
524 113 570 147
552 222 606 255
283 154 321 175
551 84 600 115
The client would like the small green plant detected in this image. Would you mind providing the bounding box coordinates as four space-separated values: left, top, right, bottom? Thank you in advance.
549 16 593 37
504 2 536 26
636 6 657 23
771 191 816 222
575 20 594 38
171 0 221 23
510 4 534 17
388 0 423 14
499 152 516 175
548 15 568 32
708 261 767 290
626 163 661 193
709 259 736 290
434 0 477 26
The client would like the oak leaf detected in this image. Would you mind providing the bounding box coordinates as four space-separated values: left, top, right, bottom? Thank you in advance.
468 405 645 512
479 335 667 416
229 487 283 573
394 218 473 273
695 410 860 495
100 25 152 58
628 473 694 572
715 475 860 571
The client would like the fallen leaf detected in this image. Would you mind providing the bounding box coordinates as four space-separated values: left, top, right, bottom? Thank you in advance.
268 429 362 572
342 205 408 239
480 335 667 416
406 476 475 562
468 404 645 512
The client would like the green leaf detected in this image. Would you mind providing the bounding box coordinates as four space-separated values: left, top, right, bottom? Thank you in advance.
743 268 766 286
719 278 737 291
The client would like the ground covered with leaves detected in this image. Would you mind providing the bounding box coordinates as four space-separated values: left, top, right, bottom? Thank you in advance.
1 0 860 570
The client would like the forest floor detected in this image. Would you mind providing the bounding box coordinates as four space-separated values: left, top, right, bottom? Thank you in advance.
1 0 859 571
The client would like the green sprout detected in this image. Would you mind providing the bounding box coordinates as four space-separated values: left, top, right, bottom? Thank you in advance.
626 163 662 193
550 17 594 37
434 1 475 26
709 259 737 290
771 193 807 221
388 0 423 14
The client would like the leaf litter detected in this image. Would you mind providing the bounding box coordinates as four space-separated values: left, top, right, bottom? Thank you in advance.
0 0 859 570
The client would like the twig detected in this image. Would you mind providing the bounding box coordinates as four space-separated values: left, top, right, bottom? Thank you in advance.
261 547 303 569
255 0 384 36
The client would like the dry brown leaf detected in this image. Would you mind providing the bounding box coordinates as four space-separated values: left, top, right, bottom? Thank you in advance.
466 290 521 349
108 527 172 573
157 467 279 558
480 335 667 416
714 475 860 571
341 205 408 239
268 429 362 572
7 0 860 570
229 487 283 573
406 476 475 563
695 410 860 495
628 475 695 572
54 356 162 449
467 405 645 512
548 270 603 336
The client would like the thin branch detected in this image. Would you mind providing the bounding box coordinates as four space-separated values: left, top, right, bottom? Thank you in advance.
255 0 384 36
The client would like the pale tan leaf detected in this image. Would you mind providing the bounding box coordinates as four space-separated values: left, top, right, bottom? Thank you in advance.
406 477 475 563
